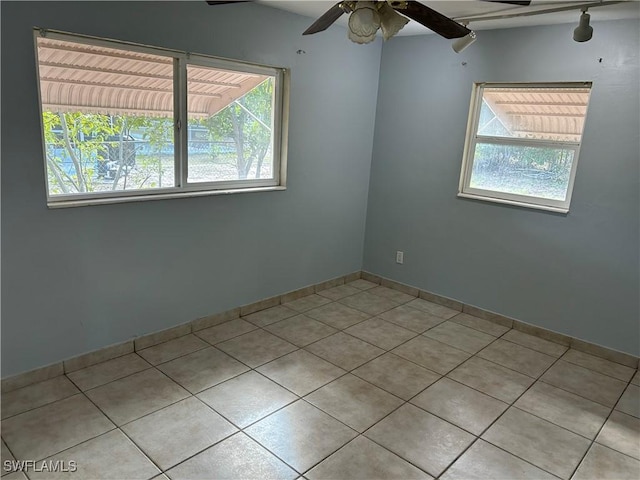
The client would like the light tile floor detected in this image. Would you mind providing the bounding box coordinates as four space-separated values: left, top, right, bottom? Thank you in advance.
2 281 639 479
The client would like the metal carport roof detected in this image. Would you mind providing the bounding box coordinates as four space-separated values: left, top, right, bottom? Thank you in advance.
36 37 267 119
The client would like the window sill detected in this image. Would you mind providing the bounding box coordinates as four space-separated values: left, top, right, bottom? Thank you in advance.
47 186 287 209
457 192 569 214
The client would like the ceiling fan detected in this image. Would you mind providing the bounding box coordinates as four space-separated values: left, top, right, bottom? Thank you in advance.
207 1 532 45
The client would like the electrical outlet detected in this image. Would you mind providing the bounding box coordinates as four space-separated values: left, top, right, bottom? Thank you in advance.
396 251 404 264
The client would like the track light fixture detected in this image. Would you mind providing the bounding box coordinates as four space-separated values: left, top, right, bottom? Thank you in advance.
573 9 593 42
452 30 477 53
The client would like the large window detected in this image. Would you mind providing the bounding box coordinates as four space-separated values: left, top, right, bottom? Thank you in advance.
35 29 288 207
458 82 591 213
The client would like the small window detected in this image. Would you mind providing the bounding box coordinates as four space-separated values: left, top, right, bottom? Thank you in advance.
458 82 592 213
35 30 288 207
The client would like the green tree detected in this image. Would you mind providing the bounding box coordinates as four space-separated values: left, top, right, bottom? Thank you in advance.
43 112 172 194
199 78 273 179
134 116 173 188
43 111 116 193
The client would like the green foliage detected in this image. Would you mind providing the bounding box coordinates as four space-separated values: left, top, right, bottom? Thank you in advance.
134 116 173 151
195 78 273 179
43 111 173 194
43 111 117 193
471 143 574 200
474 143 573 182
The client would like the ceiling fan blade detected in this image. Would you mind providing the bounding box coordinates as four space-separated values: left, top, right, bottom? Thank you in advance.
398 1 471 39
303 2 345 35
483 1 532 5
206 1 250 5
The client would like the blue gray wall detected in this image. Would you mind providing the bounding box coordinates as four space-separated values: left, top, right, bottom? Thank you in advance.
363 20 639 356
1 1 381 376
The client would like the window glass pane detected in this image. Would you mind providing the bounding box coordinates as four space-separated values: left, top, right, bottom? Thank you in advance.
478 87 590 142
187 64 275 183
37 37 175 196
470 142 575 201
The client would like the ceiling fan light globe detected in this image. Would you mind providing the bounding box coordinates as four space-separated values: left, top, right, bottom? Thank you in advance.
573 12 593 42
347 30 378 44
348 2 381 38
378 2 409 41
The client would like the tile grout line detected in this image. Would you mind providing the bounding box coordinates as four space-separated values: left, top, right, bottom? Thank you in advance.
496 338 568 360
351 371 494 476
260 296 425 362
139 336 212 365
154 347 378 478
556 347 636 382
4 389 121 466
292 317 509 478
448 345 632 409
434 327 587 477
260 399 360 476
436 339 567 480
11 429 122 480
158 393 301 476
565 372 638 479
417 326 523 479
535 364 632 410
130 328 375 476
121 369 306 476
465 335 636 477
74 362 155 393
146 376 356 476
0 389 84 424
212 294 463 478
0 439 20 479
66 362 296 478
301 434 368 477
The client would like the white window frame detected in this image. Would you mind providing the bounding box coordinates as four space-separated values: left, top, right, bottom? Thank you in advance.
458 82 591 214
34 29 290 208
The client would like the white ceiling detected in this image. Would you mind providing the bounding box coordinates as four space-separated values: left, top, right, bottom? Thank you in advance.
256 0 640 35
